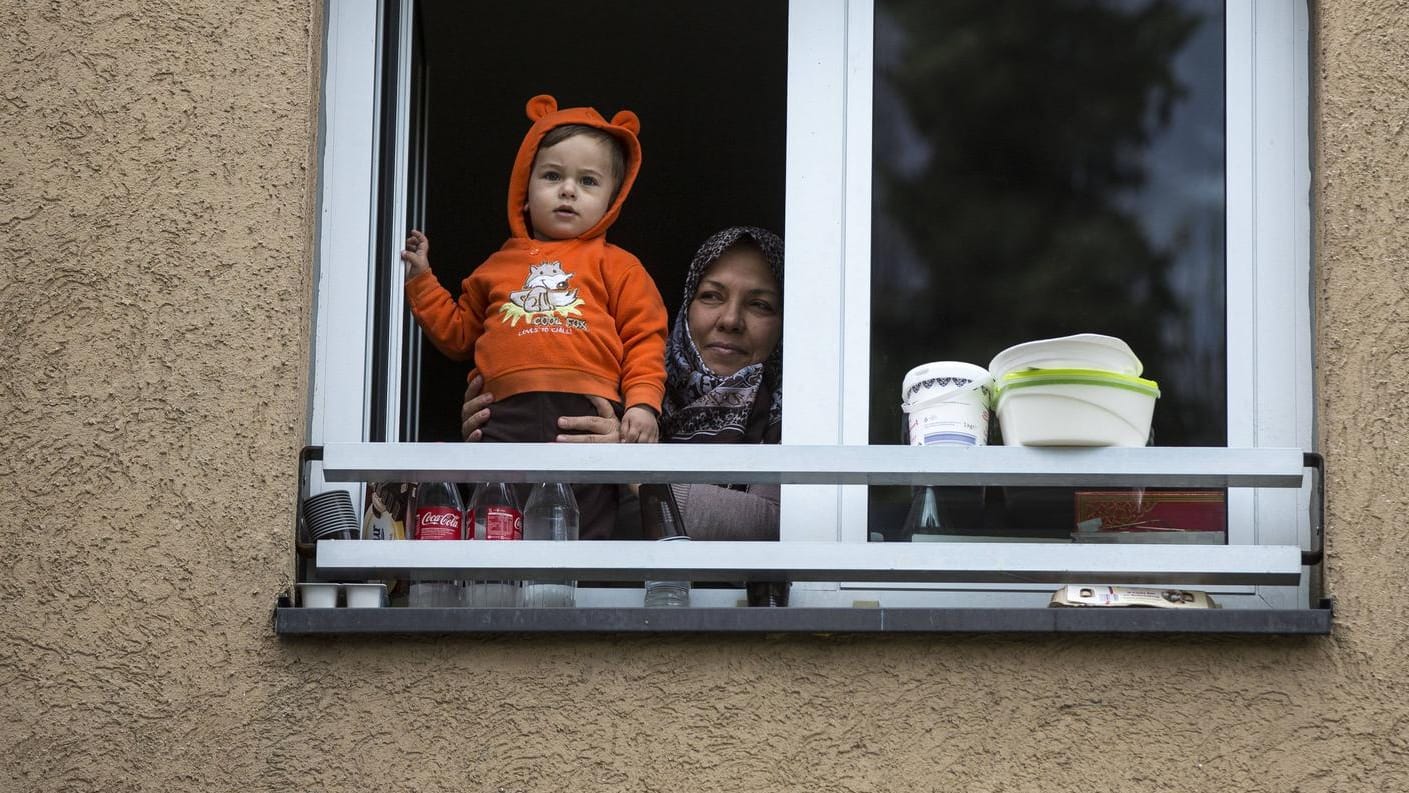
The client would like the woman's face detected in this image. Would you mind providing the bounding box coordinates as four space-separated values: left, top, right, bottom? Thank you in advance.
687 247 782 377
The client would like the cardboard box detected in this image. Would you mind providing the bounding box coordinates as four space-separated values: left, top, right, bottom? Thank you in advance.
1048 585 1219 609
1074 489 1226 533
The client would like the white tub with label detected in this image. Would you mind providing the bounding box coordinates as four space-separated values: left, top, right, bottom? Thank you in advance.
900 361 993 447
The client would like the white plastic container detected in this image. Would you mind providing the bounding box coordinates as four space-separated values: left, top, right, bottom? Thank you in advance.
343 583 387 608
297 582 339 608
901 361 994 446
994 368 1159 447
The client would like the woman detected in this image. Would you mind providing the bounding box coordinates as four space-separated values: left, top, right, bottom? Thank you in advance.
461 226 784 540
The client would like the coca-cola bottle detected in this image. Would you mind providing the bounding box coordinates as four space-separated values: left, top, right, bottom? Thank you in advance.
519 482 579 607
408 481 465 607
465 482 523 607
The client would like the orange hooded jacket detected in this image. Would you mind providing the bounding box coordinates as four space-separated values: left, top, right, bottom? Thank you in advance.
405 95 667 411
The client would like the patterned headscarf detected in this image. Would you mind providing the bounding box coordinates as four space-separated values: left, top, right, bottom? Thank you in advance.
661 226 784 444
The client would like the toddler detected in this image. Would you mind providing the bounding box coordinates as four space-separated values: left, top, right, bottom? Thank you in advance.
403 94 667 539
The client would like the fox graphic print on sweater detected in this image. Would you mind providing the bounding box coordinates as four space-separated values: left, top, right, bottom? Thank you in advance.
405 95 668 412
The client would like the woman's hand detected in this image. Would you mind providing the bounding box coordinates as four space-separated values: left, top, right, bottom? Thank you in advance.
460 373 493 442
556 396 621 443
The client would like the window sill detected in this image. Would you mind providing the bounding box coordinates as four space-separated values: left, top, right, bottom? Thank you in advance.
313 539 1305 587
274 600 1333 636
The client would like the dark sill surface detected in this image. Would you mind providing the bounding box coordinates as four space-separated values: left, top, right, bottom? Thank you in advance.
275 601 1333 636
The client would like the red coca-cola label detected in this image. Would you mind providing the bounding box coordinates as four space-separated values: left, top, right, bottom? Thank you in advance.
414 506 462 541
471 506 523 541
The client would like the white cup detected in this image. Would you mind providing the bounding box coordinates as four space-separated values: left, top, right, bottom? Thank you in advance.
298 582 339 608
343 583 387 608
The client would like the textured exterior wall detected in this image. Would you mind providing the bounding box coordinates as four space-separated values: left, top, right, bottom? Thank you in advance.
1 0 320 788
2 1 1407 791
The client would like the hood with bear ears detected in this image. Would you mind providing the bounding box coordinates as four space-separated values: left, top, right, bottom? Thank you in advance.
507 94 642 241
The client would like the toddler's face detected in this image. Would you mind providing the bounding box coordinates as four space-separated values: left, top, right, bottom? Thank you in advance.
526 134 618 240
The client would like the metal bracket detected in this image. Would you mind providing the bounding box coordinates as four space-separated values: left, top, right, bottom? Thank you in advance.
290 446 326 594
1301 451 1325 567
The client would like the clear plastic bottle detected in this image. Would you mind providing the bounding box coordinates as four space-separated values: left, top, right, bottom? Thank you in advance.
465 482 522 607
408 481 465 607
900 485 944 541
519 482 579 607
639 484 690 607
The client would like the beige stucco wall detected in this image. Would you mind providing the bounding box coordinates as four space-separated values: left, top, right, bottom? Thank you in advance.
2 1 1406 790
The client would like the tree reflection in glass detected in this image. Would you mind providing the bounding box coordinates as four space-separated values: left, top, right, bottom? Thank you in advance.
870 0 1227 537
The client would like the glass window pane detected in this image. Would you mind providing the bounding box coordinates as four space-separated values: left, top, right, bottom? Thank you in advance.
870 0 1227 538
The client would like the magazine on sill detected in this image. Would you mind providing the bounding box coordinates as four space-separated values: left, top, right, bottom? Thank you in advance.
1049 585 1219 609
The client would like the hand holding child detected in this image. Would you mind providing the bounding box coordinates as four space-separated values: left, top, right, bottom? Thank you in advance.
620 405 659 444
461 375 625 443
401 229 431 279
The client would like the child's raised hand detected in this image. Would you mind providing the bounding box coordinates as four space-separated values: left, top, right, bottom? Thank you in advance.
401 229 431 278
620 405 659 444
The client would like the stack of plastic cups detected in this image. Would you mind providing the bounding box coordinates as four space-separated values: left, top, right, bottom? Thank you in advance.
301 490 362 542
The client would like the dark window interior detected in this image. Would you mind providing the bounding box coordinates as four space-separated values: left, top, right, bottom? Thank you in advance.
405 0 788 442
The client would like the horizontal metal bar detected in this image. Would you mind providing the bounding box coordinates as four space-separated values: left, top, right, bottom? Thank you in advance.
321 443 1306 488
316 540 1303 586
274 604 1333 635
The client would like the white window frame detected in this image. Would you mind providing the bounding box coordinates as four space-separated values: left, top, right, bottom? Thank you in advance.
309 0 1313 610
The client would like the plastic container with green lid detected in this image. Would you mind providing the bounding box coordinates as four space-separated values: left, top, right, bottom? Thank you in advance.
995 368 1160 447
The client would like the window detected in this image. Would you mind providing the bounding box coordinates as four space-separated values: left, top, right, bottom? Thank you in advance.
310 0 1312 612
